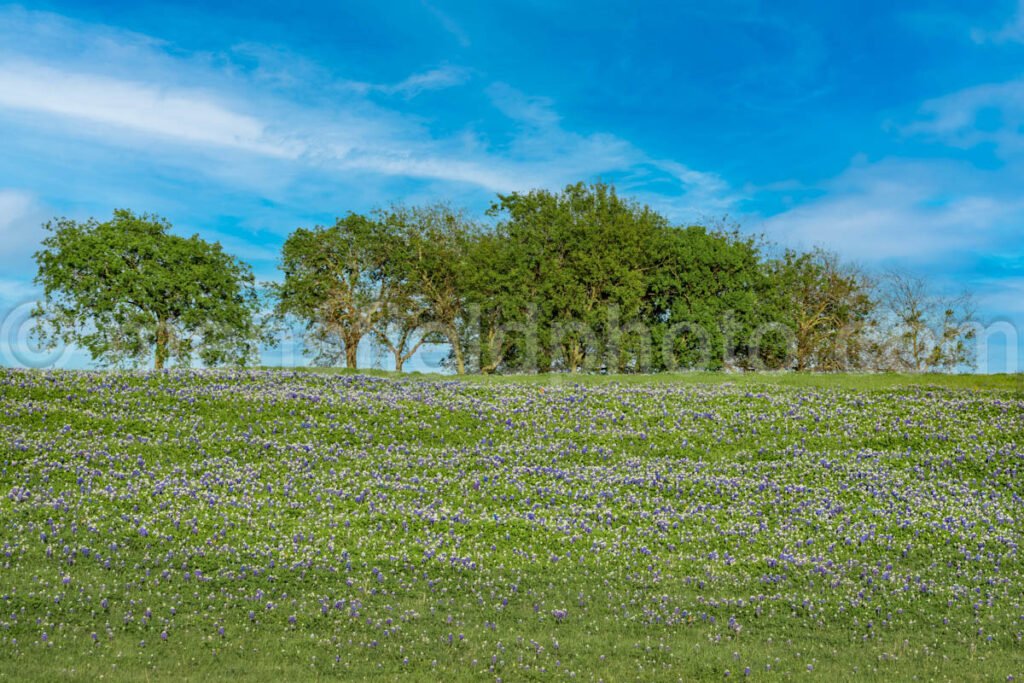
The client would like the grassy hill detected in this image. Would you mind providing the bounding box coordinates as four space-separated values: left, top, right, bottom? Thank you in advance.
1 368 1022 680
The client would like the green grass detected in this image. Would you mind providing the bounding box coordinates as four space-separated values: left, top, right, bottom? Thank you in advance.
1 368 1023 681
271 365 1024 392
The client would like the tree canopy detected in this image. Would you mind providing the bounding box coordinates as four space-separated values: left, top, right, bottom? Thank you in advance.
268 182 975 374
272 213 386 369
32 209 262 369
482 182 666 372
31 183 976 374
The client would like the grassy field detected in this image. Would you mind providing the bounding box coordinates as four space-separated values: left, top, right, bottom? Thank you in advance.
1 368 1022 681
285 366 1024 392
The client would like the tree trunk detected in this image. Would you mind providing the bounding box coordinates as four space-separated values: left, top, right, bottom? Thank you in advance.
567 340 584 373
345 340 359 369
393 328 412 374
448 326 465 374
341 329 362 369
154 320 169 370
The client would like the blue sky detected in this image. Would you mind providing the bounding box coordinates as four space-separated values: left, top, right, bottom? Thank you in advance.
1 1 1022 371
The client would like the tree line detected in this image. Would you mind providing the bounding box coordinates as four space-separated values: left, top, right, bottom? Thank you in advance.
30 182 977 373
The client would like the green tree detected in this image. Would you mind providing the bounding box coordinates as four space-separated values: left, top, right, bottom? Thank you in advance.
32 209 262 369
459 230 535 374
488 182 665 373
769 248 875 371
388 204 479 375
647 225 778 371
369 208 436 373
273 214 385 369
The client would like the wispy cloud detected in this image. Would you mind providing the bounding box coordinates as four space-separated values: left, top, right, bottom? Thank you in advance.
0 189 47 274
975 277 1024 317
482 83 734 213
758 157 1024 264
0 189 34 233
382 66 472 97
342 65 473 98
0 58 524 193
971 0 1024 44
0 189 49 367
905 77 1024 158
230 45 467 101
0 61 300 157
0 8 735 209
487 83 562 128
421 1 471 48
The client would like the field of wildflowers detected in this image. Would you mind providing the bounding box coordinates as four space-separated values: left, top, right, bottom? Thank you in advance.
1 369 1022 681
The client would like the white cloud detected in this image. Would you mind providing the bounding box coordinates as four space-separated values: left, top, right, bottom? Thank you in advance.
482 83 734 209
0 7 735 221
755 153 1024 345
338 153 535 193
338 65 472 98
0 277 38 303
228 42 471 100
0 189 46 273
758 157 1024 263
975 277 1024 316
487 83 562 128
421 1 471 48
0 61 300 158
0 53 730 209
378 66 472 97
0 58 541 194
905 78 1024 157
971 0 1024 44
0 189 34 232
645 160 736 214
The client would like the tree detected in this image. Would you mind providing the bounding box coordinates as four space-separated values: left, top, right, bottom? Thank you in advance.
647 224 778 371
874 271 975 372
368 209 435 373
459 230 536 374
488 182 665 373
769 248 875 371
388 204 479 375
273 214 385 369
32 209 262 369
